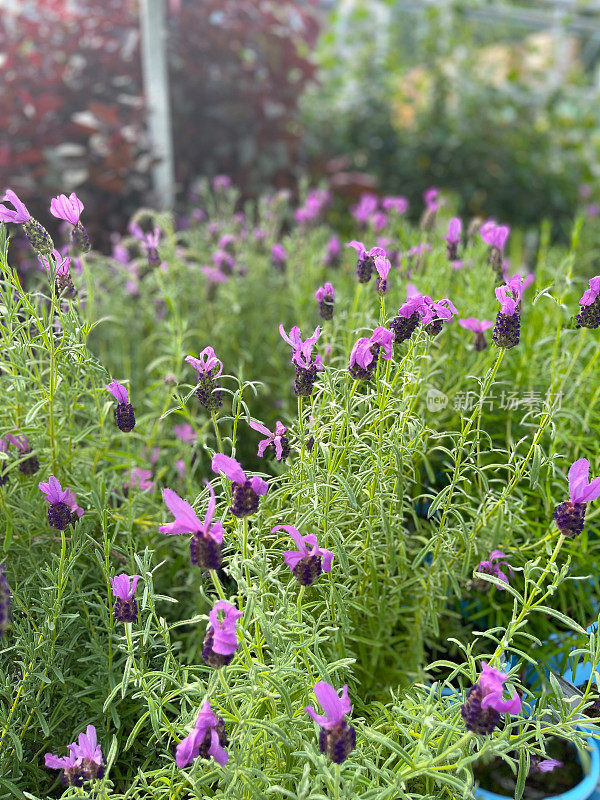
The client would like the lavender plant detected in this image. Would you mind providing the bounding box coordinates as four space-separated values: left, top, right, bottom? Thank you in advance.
1 180 600 799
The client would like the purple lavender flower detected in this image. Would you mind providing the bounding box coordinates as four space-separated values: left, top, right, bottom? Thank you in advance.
124 468 154 494
390 294 427 344
0 438 8 487
279 324 324 396
212 454 268 517
212 248 236 275
374 255 391 294
160 484 224 570
576 276 600 329
0 565 11 637
186 347 223 412
202 599 242 668
481 221 510 277
249 419 290 461
459 318 493 351
382 196 409 215
110 573 140 623
445 217 462 260
176 701 229 768
130 223 161 265
351 193 378 227
0 189 54 255
6 433 39 475
473 550 513 592
305 681 356 763
39 476 84 530
174 423 197 444
554 458 600 537
347 241 385 283
324 235 341 268
420 187 440 230
530 758 563 774
315 283 335 320
106 380 135 432
492 276 523 349
39 249 77 297
50 192 90 253
421 297 458 337
45 725 105 785
349 326 394 380
272 243 288 273
461 663 521 735
274 524 334 586
212 174 232 191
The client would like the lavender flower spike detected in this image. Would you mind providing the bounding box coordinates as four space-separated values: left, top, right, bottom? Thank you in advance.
576 276 600 329
249 419 290 461
481 221 510 277
374 255 391 294
212 454 268 517
279 324 323 396
160 484 224 569
492 276 523 349
390 294 427 344
186 347 223 411
459 318 493 351
554 458 600 537
349 326 394 380
315 283 335 320
347 241 385 283
50 192 90 253
473 550 512 592
0 189 54 255
39 475 84 529
106 379 135 432
305 681 356 763
110 573 140 623
44 751 82 787
6 433 39 475
68 725 105 780
421 297 458 337
461 663 521 735
202 599 243 668
273 524 334 586
176 700 229 768
445 217 462 260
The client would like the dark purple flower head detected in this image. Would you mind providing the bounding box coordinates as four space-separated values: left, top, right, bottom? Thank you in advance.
481 221 510 251
212 248 236 274
305 681 356 763
39 476 84 528
577 276 600 329
50 193 84 226
461 663 521 735
424 187 439 211
186 347 223 378
249 419 289 461
374 255 391 293
347 240 385 261
106 380 129 404
382 196 409 214
474 550 513 592
212 454 268 517
0 189 31 223
580 277 600 307
274 524 334 586
44 751 81 786
349 326 394 379
176 700 229 768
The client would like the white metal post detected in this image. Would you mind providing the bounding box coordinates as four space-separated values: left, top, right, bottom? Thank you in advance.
140 0 175 210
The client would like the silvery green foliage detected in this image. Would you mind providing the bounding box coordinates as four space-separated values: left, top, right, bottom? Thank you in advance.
0 193 599 799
